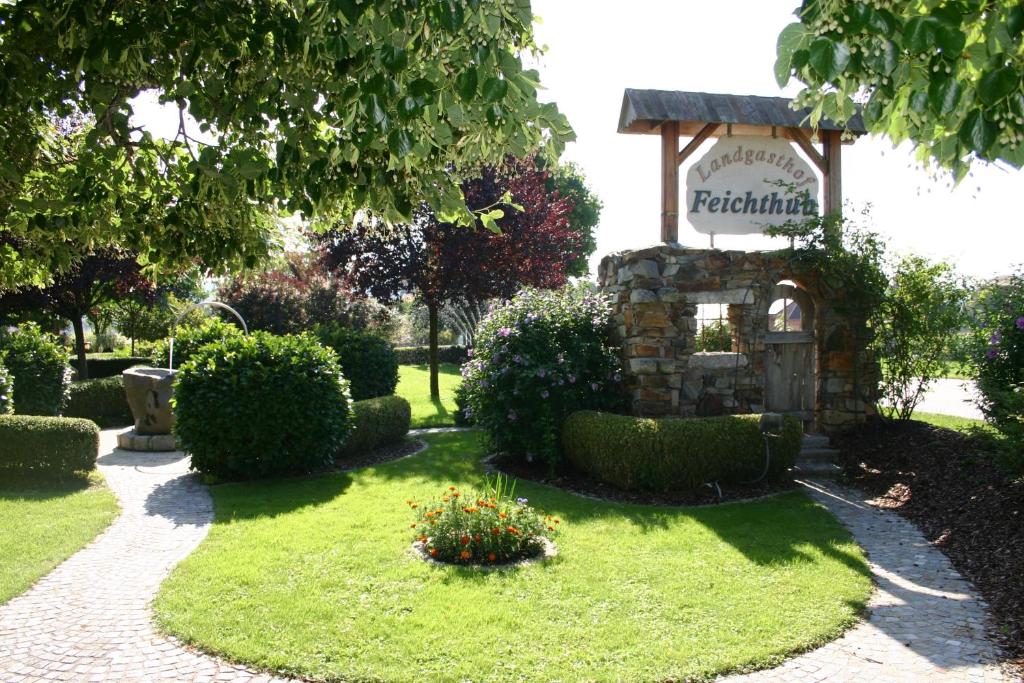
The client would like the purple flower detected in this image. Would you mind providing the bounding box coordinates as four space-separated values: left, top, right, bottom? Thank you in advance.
498 327 513 337
591 382 599 391
986 348 999 360
507 410 517 422
513 354 523 364
990 331 1002 345
537 368 547 378
516 497 529 505
467 348 474 357
1017 316 1024 330
568 374 576 383
541 389 550 399
613 373 622 381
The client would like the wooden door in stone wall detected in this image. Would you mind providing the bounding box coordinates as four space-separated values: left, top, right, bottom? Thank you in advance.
764 281 816 420
765 331 815 419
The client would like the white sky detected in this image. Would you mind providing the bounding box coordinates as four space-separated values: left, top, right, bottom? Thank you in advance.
530 0 1023 280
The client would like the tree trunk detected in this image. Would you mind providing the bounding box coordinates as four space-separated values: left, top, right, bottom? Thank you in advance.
428 301 440 399
72 316 89 380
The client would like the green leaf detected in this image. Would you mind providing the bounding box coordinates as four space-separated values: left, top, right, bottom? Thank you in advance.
928 75 962 115
388 130 413 158
1007 5 1024 40
909 90 929 114
455 69 477 101
480 208 504 233
865 40 897 75
775 22 807 87
481 77 508 103
381 45 407 73
397 96 420 120
977 66 1018 106
903 16 940 54
959 109 996 153
934 24 965 55
808 37 850 80
867 8 897 35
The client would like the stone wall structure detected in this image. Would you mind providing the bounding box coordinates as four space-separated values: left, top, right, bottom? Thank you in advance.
597 243 878 433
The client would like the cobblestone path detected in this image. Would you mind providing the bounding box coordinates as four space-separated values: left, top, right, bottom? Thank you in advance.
722 478 1011 682
0 430 1012 682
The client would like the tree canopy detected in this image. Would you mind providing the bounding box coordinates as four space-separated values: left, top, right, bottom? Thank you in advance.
776 0 1024 177
0 0 574 286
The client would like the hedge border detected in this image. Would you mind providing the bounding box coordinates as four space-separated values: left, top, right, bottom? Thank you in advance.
341 395 412 457
0 414 100 475
394 345 468 366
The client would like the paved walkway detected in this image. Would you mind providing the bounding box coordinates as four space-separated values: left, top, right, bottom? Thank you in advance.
0 430 1012 682
0 431 290 682
916 377 984 420
724 478 1009 683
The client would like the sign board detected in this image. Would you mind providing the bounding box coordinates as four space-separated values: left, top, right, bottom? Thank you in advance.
684 135 819 235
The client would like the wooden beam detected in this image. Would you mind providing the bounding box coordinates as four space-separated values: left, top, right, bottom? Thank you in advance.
784 128 827 174
822 129 842 216
661 121 680 243
676 122 720 165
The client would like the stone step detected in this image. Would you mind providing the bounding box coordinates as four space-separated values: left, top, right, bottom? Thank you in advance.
802 433 831 449
799 446 841 461
792 459 842 477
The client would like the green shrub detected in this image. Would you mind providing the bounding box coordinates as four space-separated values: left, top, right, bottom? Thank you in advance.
0 362 12 415
64 377 133 428
0 415 99 475
394 345 468 365
407 475 557 565
696 320 733 352
341 395 411 457
562 411 803 492
453 382 474 426
73 354 153 379
154 317 242 369
0 323 72 416
460 286 626 469
174 332 352 480
315 324 398 401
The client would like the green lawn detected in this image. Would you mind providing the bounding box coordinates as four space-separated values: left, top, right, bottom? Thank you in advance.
0 472 119 604
911 411 993 435
155 431 871 682
397 363 461 428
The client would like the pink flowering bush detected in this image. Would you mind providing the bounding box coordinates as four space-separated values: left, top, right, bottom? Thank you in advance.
460 286 625 469
973 269 1024 474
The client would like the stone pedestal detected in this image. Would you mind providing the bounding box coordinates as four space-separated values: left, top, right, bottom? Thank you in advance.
121 367 176 451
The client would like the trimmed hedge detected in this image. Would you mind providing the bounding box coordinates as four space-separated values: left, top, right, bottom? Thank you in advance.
0 415 100 475
174 332 352 480
562 411 803 492
315 324 399 401
63 377 133 428
73 355 153 379
340 395 412 457
394 345 468 366
0 323 72 416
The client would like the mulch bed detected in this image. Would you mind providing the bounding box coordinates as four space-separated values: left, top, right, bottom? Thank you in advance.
487 454 797 507
833 419 1023 673
330 439 425 472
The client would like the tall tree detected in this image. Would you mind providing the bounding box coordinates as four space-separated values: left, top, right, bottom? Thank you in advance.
0 1 574 287
0 248 153 379
541 160 602 277
317 158 579 398
776 1 1024 177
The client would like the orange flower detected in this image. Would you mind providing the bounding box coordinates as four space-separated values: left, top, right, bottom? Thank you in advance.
460 550 471 560
487 552 496 562
507 526 519 535
410 523 417 528
429 548 438 557
449 486 457 491
451 492 461 498
442 496 450 502
473 534 481 542
425 511 434 519
410 503 418 509
498 512 507 519
547 526 555 531
418 535 428 543
460 535 471 545
492 527 501 535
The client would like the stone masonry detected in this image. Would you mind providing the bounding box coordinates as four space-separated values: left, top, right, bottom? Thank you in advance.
598 243 878 432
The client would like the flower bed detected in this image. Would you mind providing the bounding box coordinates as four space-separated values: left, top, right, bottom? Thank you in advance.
407 476 558 565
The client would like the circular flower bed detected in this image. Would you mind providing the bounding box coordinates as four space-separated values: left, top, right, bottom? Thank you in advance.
407 476 559 565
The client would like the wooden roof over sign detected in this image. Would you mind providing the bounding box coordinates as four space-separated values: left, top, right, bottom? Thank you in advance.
618 89 866 141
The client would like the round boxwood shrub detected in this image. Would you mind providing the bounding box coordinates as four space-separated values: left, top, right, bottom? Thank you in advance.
64 377 133 428
562 411 803 492
0 362 13 415
173 332 352 480
315 323 398 401
460 286 626 468
341 395 411 457
0 414 99 475
0 323 72 416
154 317 242 369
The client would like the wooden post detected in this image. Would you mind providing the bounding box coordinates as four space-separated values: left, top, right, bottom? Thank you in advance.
660 121 680 242
822 130 842 217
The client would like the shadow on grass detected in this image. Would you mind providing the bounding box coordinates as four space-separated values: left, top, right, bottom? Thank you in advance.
0 470 98 500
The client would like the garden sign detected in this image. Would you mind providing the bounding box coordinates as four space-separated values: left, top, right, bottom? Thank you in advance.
684 135 819 236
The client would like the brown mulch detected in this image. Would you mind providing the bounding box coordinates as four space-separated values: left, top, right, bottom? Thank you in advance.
330 439 425 472
487 454 797 507
832 419 1023 672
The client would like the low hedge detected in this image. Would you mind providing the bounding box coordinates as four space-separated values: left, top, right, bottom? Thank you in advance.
341 395 412 457
73 355 153 379
394 345 468 366
562 411 803 492
63 377 133 428
0 415 100 475
315 325 399 401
